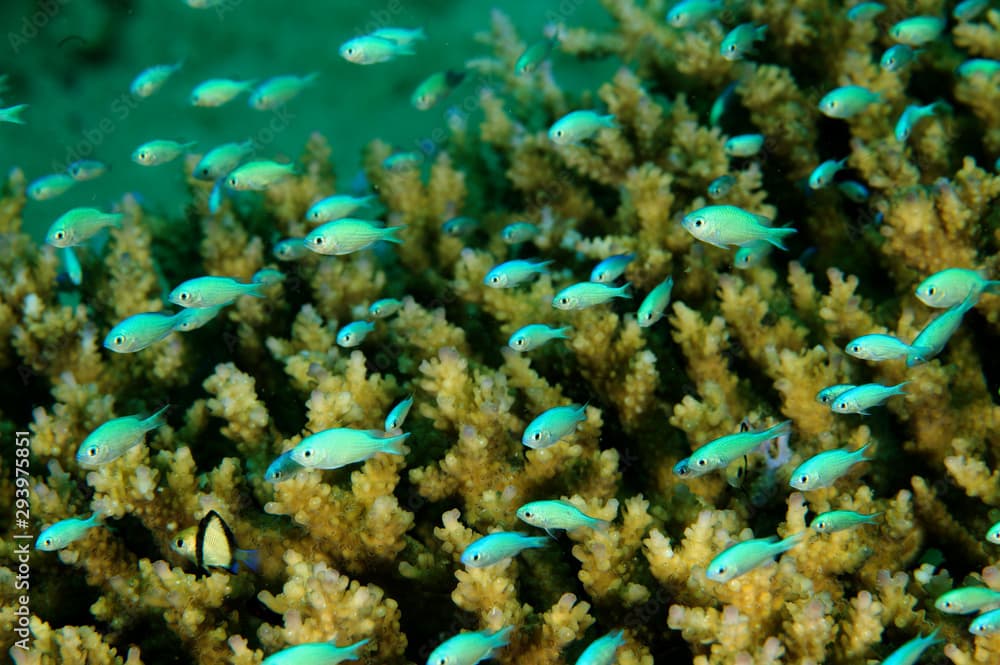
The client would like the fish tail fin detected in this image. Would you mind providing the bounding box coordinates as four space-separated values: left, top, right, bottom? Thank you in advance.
381 225 405 244
244 282 266 298
338 638 370 659
867 511 884 524
107 213 125 228
413 27 428 41
755 24 769 39
601 113 619 128
236 548 260 573
489 626 514 649
3 104 29 123
778 530 807 551
768 419 793 439
303 72 321 86
382 432 410 456
854 441 874 459
925 626 943 646
395 42 417 56
765 226 797 250
527 535 550 549
555 326 572 339
143 404 170 430
615 282 633 299
892 381 909 395
984 280 1000 294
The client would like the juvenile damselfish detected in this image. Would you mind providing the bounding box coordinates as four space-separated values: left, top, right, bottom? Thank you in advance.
809 510 881 534
249 73 319 110
789 442 871 490
706 532 805 582
552 282 630 310
590 253 635 283
305 219 404 255
336 320 375 347
45 208 123 247
522 403 587 449
682 205 796 250
36 513 103 551
830 383 907 414
548 110 617 145
636 276 674 326
460 532 548 567
935 587 1000 614
262 638 369 665
508 324 571 352
516 499 609 534
483 259 552 288
426 628 512 665
104 311 181 353
169 276 264 308
288 428 409 469
681 420 791 478
914 268 999 308
75 406 169 467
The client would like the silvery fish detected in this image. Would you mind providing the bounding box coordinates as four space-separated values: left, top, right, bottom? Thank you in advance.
262 638 370 665
426 628 511 665
442 216 479 237
252 268 285 285
709 83 736 126
809 510 881 533
880 44 918 72
508 324 571 352
76 406 169 467
371 27 426 46
954 0 990 21
130 61 182 98
36 513 103 551
460 532 547 567
847 2 885 21
190 78 256 107
935 587 1000 614
226 160 296 190
720 23 767 61
28 173 76 201
987 520 1000 544
411 70 465 111
384 395 414 431
682 205 796 250
336 320 375 347
67 159 107 182
194 140 254 181
553 282 630 310
484 259 552 288
706 532 805 582
132 139 196 166
369 298 403 319
522 403 587 449
575 630 625 665
818 86 880 119
515 38 557 75
274 238 309 261
889 16 945 46
104 311 180 353
288 428 409 469
724 134 764 158
733 241 773 269
816 384 855 406
45 208 123 247
844 333 914 361
708 174 735 199
249 73 319 110
339 36 415 64
516 500 609 533
173 305 225 332
590 253 635 283
789 442 871 491
305 219 404 255
970 608 1000 636
169 276 264 308
914 268 998 308
808 158 848 190
549 110 617 145
264 450 302 484
682 420 791 478
956 59 1000 78
830 382 907 414
636 276 674 327
837 181 869 203
306 194 377 223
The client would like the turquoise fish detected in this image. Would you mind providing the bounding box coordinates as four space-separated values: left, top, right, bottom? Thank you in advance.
508 324 571 352
384 395 414 431
339 36 415 64
252 268 285 285
516 499 609 534
173 304 225 332
249 73 319 110
954 0 990 21
816 384 855 406
274 238 309 261
895 101 949 142
76 406 169 467
844 333 914 361
412 70 465 111
881 44 919 72
501 221 539 244
709 83 736 126
484 259 552 288
818 86 880 119
515 38 557 75
706 532 805 582
720 23 767 60
264 450 302 484
130 61 182 98
575 630 625 665
36 513 103 551
369 298 403 319
809 510 881 533
337 320 375 347
724 134 764 158
67 159 107 182
682 205 796 250
45 207 122 247
636 276 674 327
808 158 848 189
987 520 1000 544
169 276 264 308
461 532 548 567
906 292 977 366
522 404 587 449
549 110 617 145
666 0 722 27
935 587 1000 614
837 181 869 202
104 311 180 353
889 16 945 46
194 140 254 181
970 608 1000 636
0 104 28 124
881 629 941 665
288 428 409 469
734 241 773 269
62 247 82 286
306 194 377 223
29 173 75 201
190 78 256 107
442 216 479 237
956 59 1000 78
830 382 907 414
553 282 630 310
132 139 196 166
262 638 370 665
790 443 871 490
371 27 426 46
426 627 512 665
847 3 885 21
915 268 999 308
590 253 635 283
708 174 735 199
226 160 296 191
305 219 404 255
683 420 792 477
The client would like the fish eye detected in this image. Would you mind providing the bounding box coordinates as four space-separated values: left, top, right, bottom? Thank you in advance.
302 449 313 458
523 511 533 518
179 292 190 301
696 458 707 466
87 446 98 457
43 538 52 547
513 338 525 347
313 236 324 245
342 333 353 343
850 345 860 353
943 600 952 609
715 565 727 575
346 47 355 55
693 218 704 227
798 474 809 485
927 287 936 296
555 130 563 137
55 231 65 240
114 335 126 346
532 432 542 441
272 471 282 480
174 538 184 548
471 553 480 561
727 44 736 53
490 276 501 284
887 57 895 66
559 297 569 305
437 658 447 665
139 151 147 160
228 177 238 186
829 100 838 108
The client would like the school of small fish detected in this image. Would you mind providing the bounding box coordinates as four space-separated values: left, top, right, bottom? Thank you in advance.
15 0 1000 663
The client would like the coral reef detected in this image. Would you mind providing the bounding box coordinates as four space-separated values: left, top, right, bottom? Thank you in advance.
2 2 1000 664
